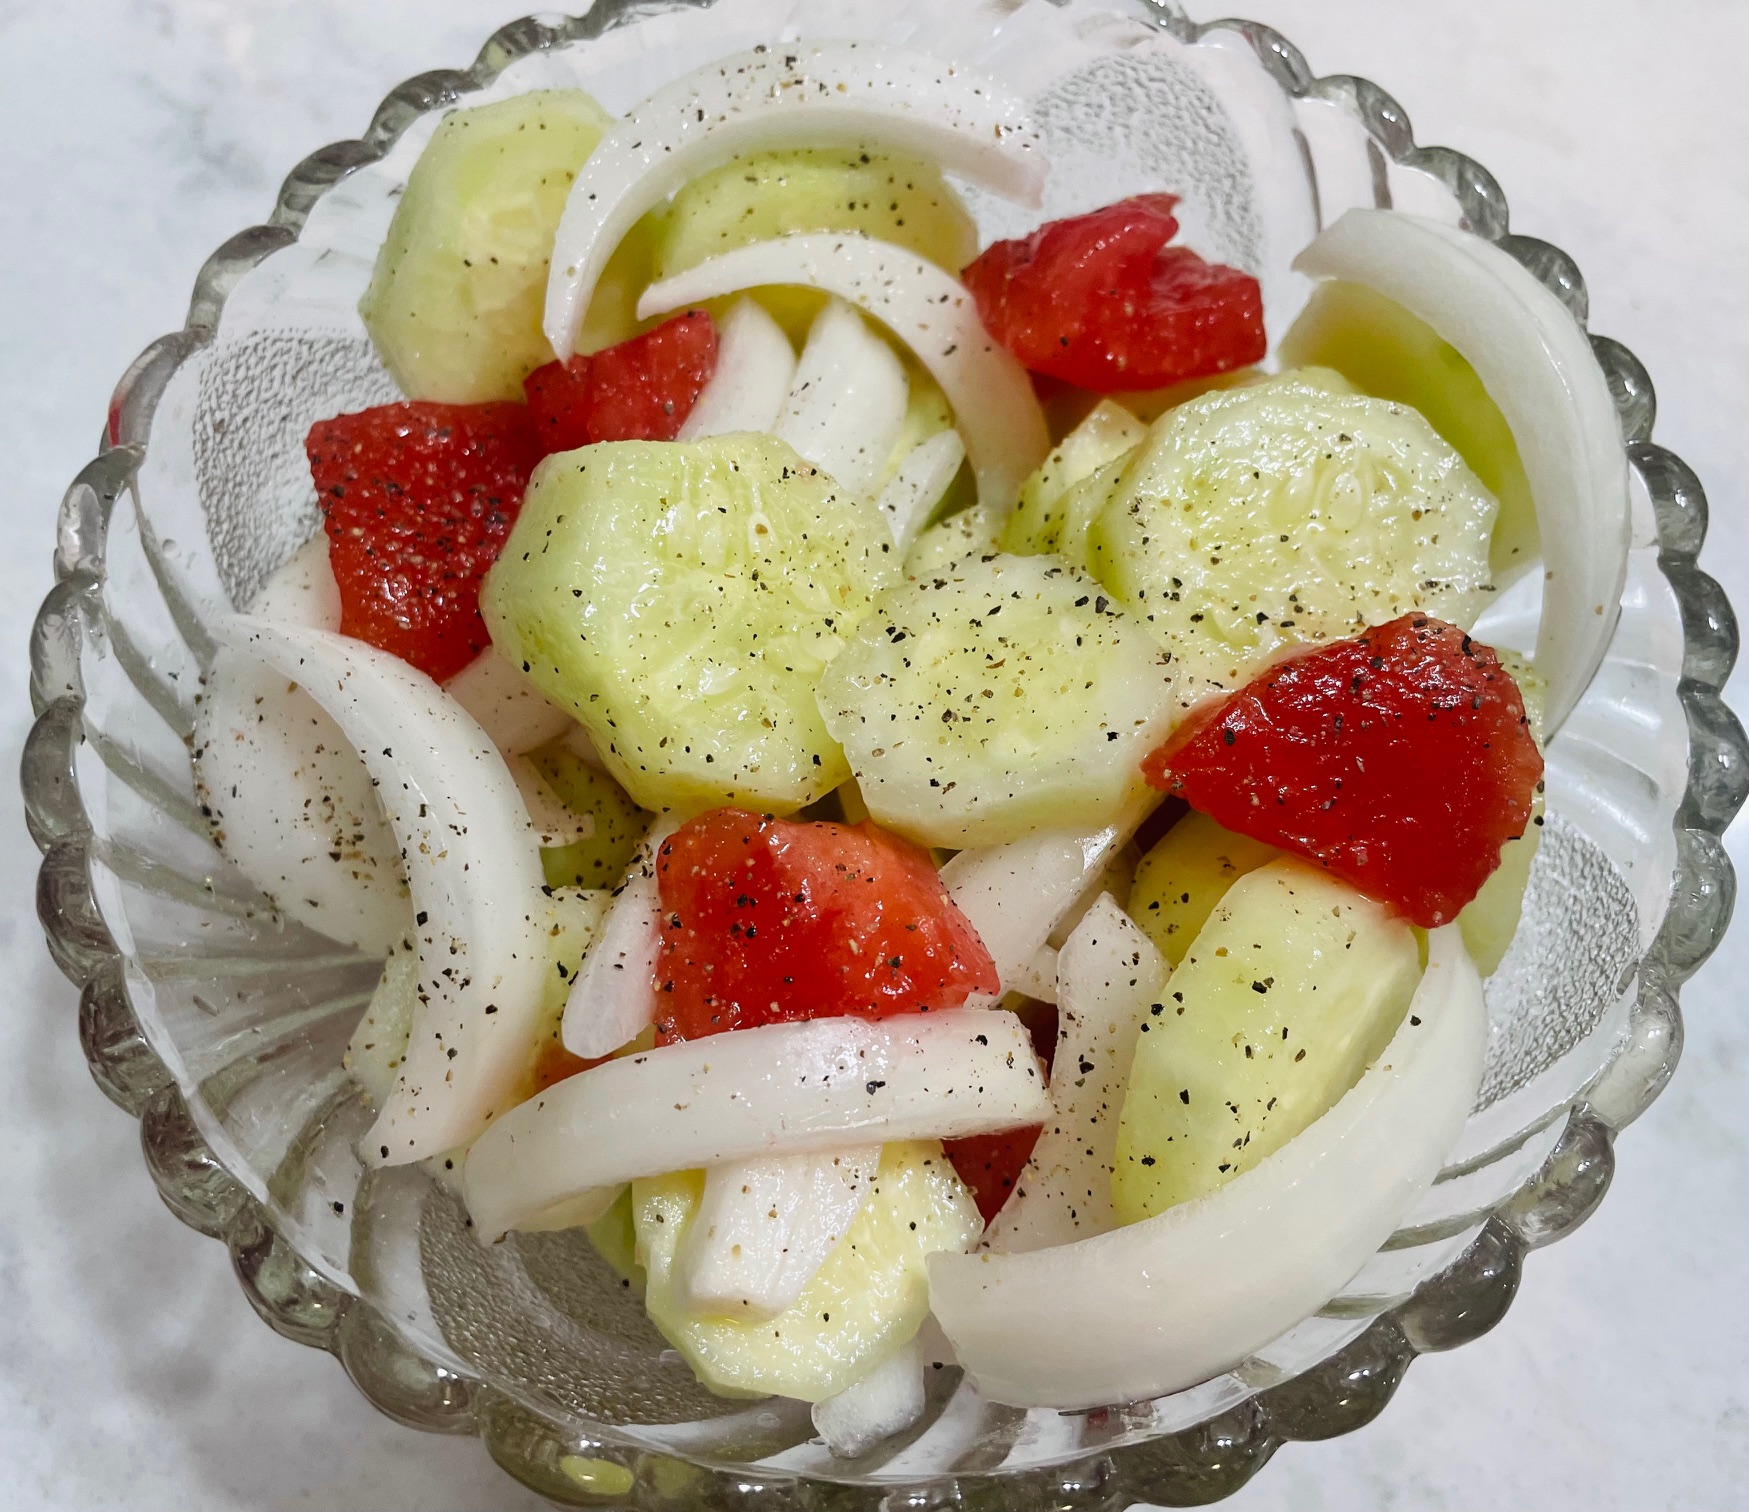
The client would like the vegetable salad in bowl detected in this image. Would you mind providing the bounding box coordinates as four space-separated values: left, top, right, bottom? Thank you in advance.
36 0 1732 1503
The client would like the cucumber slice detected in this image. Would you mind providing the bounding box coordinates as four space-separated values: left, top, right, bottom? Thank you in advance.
482 435 900 814
1001 400 1146 558
1281 278 1538 583
817 552 1178 848
904 503 1001 579
1086 372 1498 697
360 90 629 403
651 148 979 285
527 741 650 890
1112 859 1421 1223
633 1140 980 1402
1127 810 1279 969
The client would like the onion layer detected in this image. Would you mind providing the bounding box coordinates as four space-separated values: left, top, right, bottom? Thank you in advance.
560 815 677 1059
984 897 1166 1252
774 298 909 496
675 1147 881 1320
941 795 1152 997
1293 210 1629 731
443 646 575 755
545 40 1046 358
464 1007 1050 1241
638 233 1050 511
193 539 408 956
877 429 967 550
927 926 1485 1408
678 297 796 439
216 617 551 1165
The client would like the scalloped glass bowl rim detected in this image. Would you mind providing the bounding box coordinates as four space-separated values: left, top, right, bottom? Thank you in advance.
25 0 1744 1501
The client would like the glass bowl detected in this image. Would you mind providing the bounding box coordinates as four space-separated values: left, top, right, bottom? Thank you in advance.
24 0 1746 1504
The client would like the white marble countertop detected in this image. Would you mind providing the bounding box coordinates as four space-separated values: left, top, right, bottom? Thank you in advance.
2 1 1744 1507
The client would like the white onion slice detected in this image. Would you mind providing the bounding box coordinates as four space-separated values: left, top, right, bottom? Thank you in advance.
1294 210 1630 731
679 297 797 440
812 1338 928 1458
560 815 677 1059
508 756 595 849
215 617 551 1166
1008 944 1058 1006
775 298 909 496
984 897 1165 1252
443 646 575 756
545 40 1046 358
194 539 407 955
639 234 1050 511
928 926 1486 1409
676 1147 881 1320
877 429 967 550
942 796 1151 996
464 1007 1050 1242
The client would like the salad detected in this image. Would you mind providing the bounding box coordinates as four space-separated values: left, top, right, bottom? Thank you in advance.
191 38 1629 1452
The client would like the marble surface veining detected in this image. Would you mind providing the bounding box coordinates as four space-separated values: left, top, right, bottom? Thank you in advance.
2 1 1745 1508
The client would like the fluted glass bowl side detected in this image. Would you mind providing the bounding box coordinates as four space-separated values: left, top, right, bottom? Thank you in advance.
24 1 1745 1505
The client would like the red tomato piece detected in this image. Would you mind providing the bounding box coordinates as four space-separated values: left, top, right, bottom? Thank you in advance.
1143 614 1544 928
524 309 717 453
943 1002 1055 1224
945 1127 1043 1226
306 400 540 682
962 194 1265 392
651 807 999 1043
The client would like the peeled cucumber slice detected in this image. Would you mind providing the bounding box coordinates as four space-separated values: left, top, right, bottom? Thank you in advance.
360 90 627 402
633 1141 981 1401
527 739 651 890
1112 859 1422 1224
905 503 1001 579
1127 811 1280 969
1001 400 1146 559
1086 372 1498 697
817 552 1178 849
482 435 901 814
650 147 979 285
1281 277 1539 584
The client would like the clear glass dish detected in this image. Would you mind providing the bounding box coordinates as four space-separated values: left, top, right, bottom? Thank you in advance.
23 0 1745 1504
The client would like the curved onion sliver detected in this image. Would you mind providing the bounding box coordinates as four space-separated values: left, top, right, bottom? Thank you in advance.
812 1338 927 1457
463 1007 1051 1242
775 297 909 496
1293 210 1630 731
443 646 575 756
942 794 1152 997
638 233 1050 511
675 1146 881 1320
559 815 678 1059
927 926 1485 1408
193 539 407 955
678 297 796 439
215 616 551 1165
545 40 1046 358
877 428 967 550
983 896 1166 1253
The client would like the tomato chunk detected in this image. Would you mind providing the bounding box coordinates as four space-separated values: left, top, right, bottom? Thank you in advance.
306 400 540 682
524 309 717 453
962 194 1265 392
946 1127 1042 1226
1143 615 1543 928
943 1002 1055 1224
652 807 999 1043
